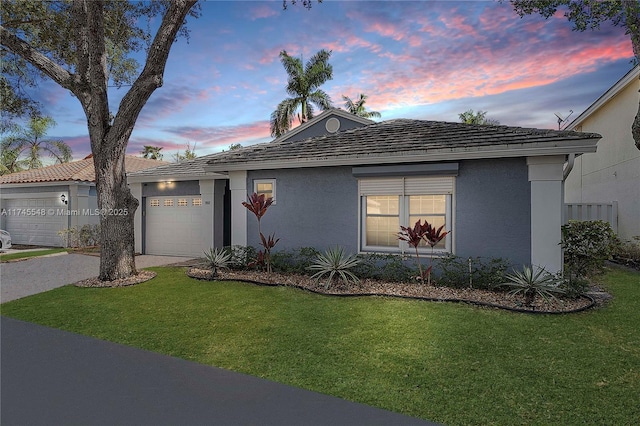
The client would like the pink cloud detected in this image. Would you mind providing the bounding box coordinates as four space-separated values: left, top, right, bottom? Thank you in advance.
248 5 279 21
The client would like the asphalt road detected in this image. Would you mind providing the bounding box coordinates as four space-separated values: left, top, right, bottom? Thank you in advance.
0 253 194 302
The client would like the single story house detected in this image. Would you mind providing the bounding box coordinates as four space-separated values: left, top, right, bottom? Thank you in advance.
0 154 164 246
564 65 640 240
129 109 601 273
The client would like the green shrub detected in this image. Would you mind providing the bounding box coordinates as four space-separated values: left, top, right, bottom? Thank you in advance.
613 236 640 270
270 247 320 274
226 245 257 269
561 220 618 282
57 224 100 248
436 254 510 290
352 253 417 283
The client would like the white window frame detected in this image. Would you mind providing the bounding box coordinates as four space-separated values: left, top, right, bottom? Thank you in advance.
253 179 276 204
358 176 454 255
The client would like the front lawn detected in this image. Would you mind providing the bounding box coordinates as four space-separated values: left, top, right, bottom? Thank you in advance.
1 267 638 425
0 248 68 262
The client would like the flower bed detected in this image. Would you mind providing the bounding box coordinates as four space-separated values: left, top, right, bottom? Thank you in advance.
186 267 596 314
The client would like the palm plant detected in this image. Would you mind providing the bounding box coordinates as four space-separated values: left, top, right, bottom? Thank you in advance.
140 145 164 160
0 116 72 171
500 265 564 306
308 246 360 289
342 94 381 119
203 247 232 279
270 49 334 137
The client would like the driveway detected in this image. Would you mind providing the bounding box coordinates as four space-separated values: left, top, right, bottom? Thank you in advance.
1 316 435 426
0 253 194 303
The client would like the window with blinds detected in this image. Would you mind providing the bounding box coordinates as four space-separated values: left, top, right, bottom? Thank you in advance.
359 177 453 253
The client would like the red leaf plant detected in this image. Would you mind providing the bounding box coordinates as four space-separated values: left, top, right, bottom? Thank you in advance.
242 193 274 235
242 192 278 273
398 219 449 285
259 232 280 273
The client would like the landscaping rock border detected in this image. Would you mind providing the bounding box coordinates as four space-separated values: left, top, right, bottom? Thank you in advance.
186 268 597 314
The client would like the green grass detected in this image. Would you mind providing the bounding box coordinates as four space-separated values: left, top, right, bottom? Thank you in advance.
2 267 639 425
0 248 68 262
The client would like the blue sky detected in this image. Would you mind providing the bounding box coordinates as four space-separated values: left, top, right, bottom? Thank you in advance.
31 1 634 161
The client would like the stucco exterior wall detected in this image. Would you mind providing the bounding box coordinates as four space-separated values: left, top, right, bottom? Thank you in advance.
456 158 531 266
247 167 359 253
247 158 531 266
565 75 640 240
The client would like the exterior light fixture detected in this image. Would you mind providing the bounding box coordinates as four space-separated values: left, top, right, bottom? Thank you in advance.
61 194 68 205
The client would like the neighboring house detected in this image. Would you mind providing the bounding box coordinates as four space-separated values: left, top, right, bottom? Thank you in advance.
0 154 165 246
129 109 600 273
564 65 640 241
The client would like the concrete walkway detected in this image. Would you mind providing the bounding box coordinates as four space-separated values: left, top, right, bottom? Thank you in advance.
1 317 437 426
0 252 195 302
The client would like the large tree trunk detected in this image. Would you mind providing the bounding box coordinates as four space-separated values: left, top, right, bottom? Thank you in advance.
93 141 139 280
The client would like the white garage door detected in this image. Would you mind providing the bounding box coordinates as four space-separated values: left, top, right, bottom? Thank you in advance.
4 198 67 246
145 196 207 257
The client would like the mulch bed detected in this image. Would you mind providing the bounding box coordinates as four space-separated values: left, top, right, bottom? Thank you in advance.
74 270 157 288
186 267 598 314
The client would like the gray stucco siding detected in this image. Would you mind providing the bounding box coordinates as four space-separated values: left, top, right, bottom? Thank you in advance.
247 167 359 253
142 180 200 197
247 158 531 267
288 116 367 142
454 158 531 266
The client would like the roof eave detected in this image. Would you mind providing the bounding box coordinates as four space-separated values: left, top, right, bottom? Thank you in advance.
126 171 228 184
567 65 640 130
203 138 600 172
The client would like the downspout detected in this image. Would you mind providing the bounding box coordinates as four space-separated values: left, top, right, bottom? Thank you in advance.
563 153 575 181
560 153 576 275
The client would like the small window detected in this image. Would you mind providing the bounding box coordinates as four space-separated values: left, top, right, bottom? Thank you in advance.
150 199 160 207
164 199 174 207
192 198 202 206
178 199 188 206
253 179 276 203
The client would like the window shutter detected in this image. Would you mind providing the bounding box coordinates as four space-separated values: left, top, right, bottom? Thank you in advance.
359 178 404 195
405 177 454 195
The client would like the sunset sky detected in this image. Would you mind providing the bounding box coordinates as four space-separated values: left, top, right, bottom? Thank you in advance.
30 0 634 160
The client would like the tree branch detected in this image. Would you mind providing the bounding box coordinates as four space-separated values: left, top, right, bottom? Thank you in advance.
111 0 197 140
0 25 73 90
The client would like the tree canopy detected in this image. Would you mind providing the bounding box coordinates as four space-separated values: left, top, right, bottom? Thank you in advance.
507 0 640 149
0 0 200 281
458 109 500 125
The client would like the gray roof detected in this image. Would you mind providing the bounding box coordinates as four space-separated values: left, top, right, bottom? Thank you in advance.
205 119 601 171
127 153 224 179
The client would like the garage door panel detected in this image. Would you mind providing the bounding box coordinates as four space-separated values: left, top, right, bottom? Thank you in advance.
4 198 67 247
145 196 207 257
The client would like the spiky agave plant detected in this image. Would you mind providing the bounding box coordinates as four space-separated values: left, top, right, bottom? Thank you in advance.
203 247 232 279
501 265 564 306
308 246 360 289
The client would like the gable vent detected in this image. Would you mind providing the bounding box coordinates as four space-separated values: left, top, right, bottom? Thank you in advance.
325 117 341 133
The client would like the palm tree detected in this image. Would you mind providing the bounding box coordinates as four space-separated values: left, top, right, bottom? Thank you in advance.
342 94 381 119
0 116 72 171
270 49 334 138
140 145 164 160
